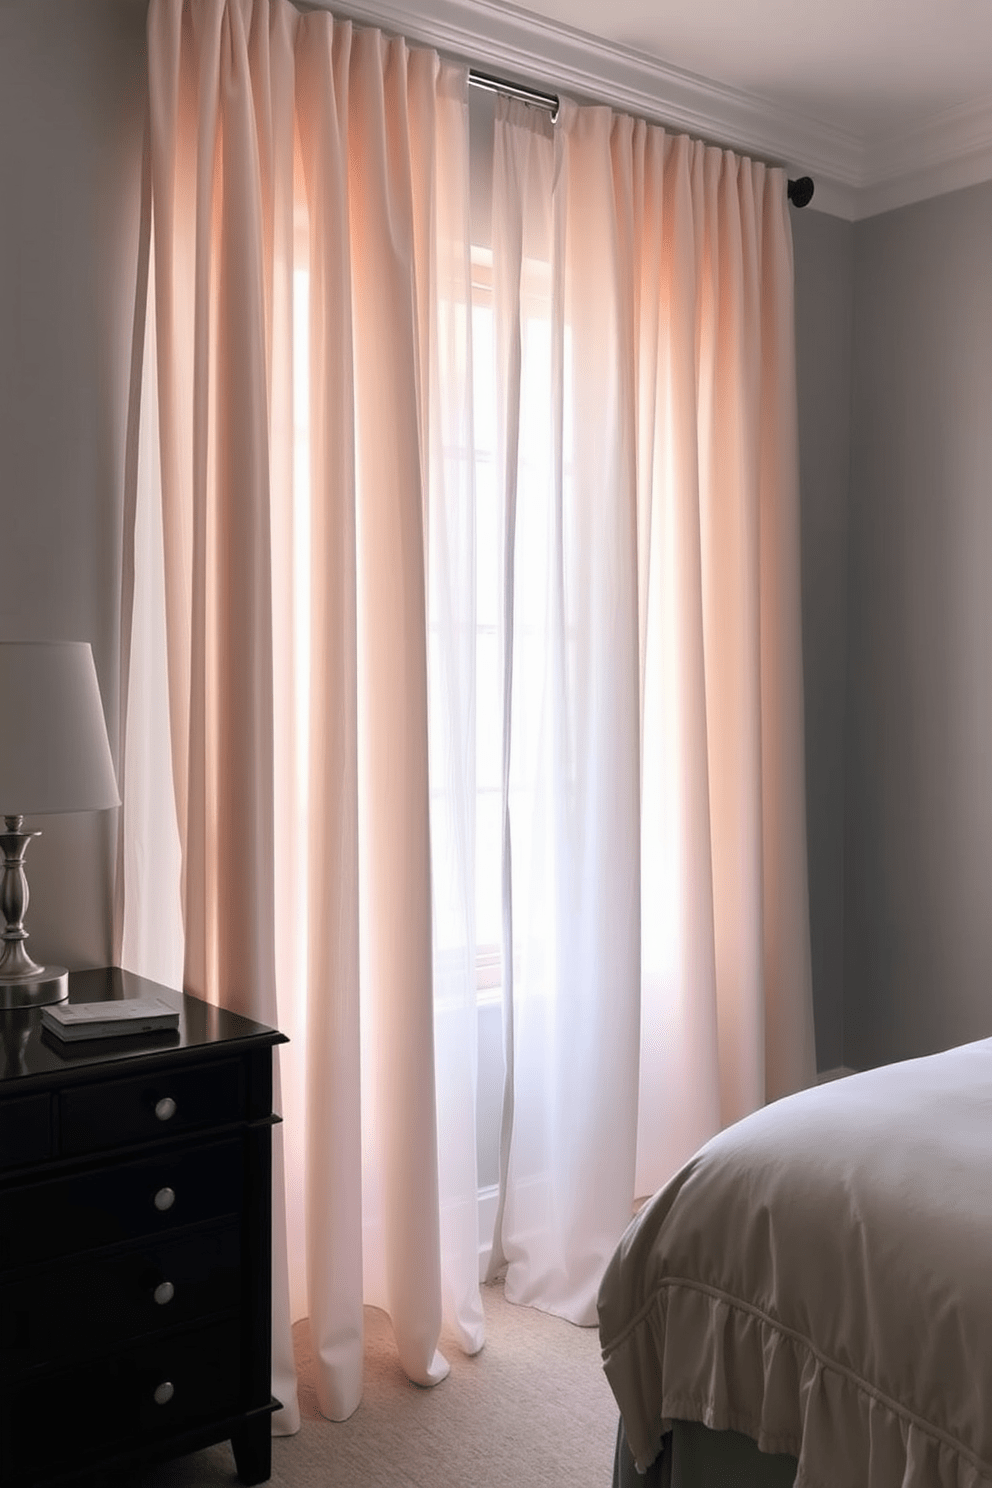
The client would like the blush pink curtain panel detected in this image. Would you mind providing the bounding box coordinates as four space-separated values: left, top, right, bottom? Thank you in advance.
123 0 816 1433
134 0 482 1425
484 100 816 1322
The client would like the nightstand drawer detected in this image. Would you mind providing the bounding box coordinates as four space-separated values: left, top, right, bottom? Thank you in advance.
0 1094 51 1171
60 1057 244 1155
0 1220 241 1376
0 970 283 1487
0 1136 243 1269
6 1317 244 1478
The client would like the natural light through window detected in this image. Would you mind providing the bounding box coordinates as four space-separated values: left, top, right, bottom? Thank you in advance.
289 238 569 1014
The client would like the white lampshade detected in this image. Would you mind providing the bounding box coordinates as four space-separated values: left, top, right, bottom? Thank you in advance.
0 641 119 817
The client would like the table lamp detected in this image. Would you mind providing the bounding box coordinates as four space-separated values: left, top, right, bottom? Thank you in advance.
0 641 120 1008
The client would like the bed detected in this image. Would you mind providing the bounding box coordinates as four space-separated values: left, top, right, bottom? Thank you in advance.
598 1040 992 1488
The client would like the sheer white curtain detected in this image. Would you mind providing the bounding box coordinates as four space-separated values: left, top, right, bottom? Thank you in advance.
126 0 482 1426
484 99 816 1325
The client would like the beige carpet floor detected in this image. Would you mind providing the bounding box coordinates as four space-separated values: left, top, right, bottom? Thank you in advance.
132 1281 620 1488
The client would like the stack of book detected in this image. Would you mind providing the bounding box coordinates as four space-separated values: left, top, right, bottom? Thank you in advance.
40 997 180 1042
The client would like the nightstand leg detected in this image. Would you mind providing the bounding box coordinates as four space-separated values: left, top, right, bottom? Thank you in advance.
231 1418 272 1485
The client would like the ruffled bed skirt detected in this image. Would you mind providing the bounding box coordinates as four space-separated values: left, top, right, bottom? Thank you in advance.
603 1281 990 1488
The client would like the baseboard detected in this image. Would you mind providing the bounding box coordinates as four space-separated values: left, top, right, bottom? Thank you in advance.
477 1183 499 1282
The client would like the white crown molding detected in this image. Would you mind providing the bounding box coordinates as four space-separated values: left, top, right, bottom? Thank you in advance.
325 0 992 221
805 177 863 223
858 94 992 219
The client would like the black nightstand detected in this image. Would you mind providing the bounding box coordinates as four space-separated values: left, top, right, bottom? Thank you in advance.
0 967 286 1487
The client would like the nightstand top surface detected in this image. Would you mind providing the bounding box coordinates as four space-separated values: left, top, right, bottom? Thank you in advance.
0 967 285 1086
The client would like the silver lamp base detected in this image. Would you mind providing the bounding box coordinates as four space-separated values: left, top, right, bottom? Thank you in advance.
0 817 70 1008
0 967 68 1009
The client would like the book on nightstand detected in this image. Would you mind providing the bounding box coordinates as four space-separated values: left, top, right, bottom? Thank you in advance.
40 996 180 1042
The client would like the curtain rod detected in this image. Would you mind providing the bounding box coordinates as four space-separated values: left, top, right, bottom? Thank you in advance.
468 69 560 123
466 68 815 208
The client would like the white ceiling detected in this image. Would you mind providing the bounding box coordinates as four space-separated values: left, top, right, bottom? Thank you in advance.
339 0 992 218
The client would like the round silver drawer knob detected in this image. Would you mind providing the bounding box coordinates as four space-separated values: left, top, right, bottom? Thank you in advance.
153 1186 176 1212
153 1381 175 1406
153 1280 175 1306
154 1096 177 1122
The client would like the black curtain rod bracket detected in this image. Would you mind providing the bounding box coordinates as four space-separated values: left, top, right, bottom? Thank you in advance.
787 176 815 208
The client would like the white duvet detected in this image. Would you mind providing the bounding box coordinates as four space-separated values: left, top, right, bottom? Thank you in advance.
598 1040 992 1487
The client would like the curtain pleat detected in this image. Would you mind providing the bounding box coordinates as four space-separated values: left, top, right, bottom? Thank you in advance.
348 27 446 1391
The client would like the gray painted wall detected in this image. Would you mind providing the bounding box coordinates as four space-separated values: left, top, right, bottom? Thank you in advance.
845 180 992 1071
792 207 854 1073
0 0 146 971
